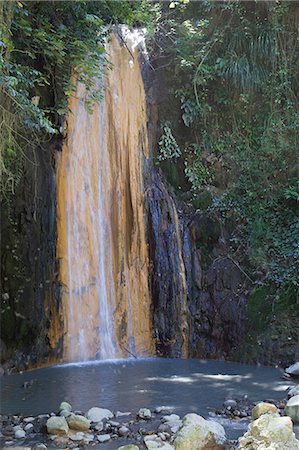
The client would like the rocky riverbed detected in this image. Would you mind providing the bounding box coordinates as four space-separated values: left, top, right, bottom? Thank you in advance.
1 384 298 450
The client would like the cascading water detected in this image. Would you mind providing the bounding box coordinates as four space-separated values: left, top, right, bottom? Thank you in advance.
56 32 154 362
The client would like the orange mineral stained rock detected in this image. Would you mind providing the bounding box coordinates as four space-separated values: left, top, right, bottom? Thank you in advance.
56 34 154 362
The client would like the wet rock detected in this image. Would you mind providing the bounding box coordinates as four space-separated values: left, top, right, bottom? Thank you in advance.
285 394 299 423
118 425 130 436
138 408 152 420
252 402 278 420
33 445 47 450
59 409 72 418
109 420 120 427
224 400 237 408
23 416 35 423
288 385 299 398
69 432 84 441
97 433 111 442
161 414 182 433
87 407 113 422
144 434 174 449
24 423 34 432
286 362 299 378
59 401 72 412
162 414 180 423
238 413 299 449
117 446 139 450
46 416 69 435
94 421 104 431
173 413 227 450
155 407 172 414
158 424 172 434
116 411 132 417
14 429 26 439
67 414 90 431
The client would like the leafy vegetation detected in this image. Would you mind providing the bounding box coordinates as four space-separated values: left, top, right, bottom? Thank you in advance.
152 0 298 294
0 0 153 197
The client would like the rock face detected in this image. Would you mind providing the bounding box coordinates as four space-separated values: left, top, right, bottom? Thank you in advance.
67 414 90 431
285 394 299 423
46 416 69 435
146 170 189 358
173 413 227 450
0 138 61 371
86 407 113 422
238 412 299 449
252 402 278 420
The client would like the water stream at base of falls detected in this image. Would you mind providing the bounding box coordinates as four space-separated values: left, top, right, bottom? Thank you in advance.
1 358 297 443
56 31 154 362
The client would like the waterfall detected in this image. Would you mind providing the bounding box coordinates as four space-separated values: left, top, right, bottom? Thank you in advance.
56 33 154 362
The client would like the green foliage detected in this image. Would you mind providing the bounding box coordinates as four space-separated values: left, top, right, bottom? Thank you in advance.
158 122 181 161
0 0 154 197
153 0 299 290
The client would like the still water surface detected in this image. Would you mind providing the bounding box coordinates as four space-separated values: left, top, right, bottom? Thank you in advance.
0 358 295 440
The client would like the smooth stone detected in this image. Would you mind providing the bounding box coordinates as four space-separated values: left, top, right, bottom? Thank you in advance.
109 420 120 427
286 362 299 377
117 446 139 450
138 408 152 419
59 409 72 418
118 425 130 436
174 413 227 450
69 432 84 441
238 413 299 449
252 402 278 420
59 401 72 412
95 421 104 431
162 414 180 422
224 399 237 408
23 417 35 423
14 429 26 439
97 434 111 442
46 416 69 435
24 423 34 431
155 406 173 414
85 433 95 441
285 394 299 423
13 426 22 432
288 385 299 399
87 407 113 422
116 411 132 417
67 414 90 431
33 445 47 450
38 414 49 419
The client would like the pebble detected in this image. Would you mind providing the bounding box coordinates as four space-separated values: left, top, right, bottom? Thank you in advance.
116 411 131 417
69 432 84 441
118 425 130 436
97 434 111 442
33 445 47 450
109 420 120 427
161 414 180 422
24 423 34 431
15 429 26 439
138 408 152 419
59 401 72 412
23 416 35 423
94 421 104 431
224 399 237 408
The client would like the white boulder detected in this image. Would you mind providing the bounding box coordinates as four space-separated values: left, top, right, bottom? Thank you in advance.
86 407 113 422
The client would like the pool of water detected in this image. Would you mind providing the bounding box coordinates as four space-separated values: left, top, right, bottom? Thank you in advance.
0 357 295 441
